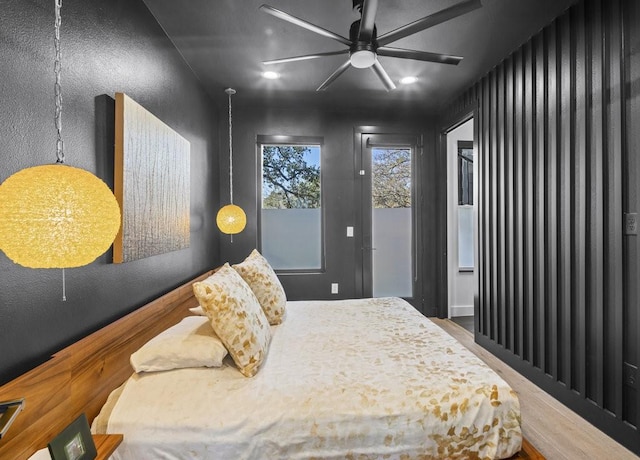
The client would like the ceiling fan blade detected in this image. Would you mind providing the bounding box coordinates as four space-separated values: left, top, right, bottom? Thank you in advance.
263 50 349 65
371 60 396 91
260 4 352 46
316 59 352 91
377 46 463 65
377 0 482 47
358 0 379 42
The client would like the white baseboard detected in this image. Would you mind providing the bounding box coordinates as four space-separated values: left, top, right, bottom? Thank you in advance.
450 305 474 317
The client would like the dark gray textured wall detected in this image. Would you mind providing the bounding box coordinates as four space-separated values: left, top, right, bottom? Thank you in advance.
441 0 640 454
0 0 219 385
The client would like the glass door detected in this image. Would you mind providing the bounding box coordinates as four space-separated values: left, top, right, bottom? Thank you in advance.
359 133 421 309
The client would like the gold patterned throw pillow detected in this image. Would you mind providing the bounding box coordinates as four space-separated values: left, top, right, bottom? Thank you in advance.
233 249 286 325
192 263 271 377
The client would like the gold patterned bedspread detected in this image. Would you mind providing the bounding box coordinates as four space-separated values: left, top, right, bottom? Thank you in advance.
97 297 522 459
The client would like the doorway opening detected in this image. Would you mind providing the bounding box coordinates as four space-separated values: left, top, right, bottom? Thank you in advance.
445 118 475 332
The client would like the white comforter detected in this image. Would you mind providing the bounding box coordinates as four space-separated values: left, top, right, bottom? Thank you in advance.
96 297 521 459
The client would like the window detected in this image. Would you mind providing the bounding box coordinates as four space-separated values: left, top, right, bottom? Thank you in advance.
258 136 323 271
457 141 473 205
457 140 474 270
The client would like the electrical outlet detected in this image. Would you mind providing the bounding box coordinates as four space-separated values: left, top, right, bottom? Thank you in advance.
346 226 354 237
331 283 339 294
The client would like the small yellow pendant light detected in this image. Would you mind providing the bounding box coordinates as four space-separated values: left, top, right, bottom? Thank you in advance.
216 203 247 235
216 88 246 240
0 0 120 299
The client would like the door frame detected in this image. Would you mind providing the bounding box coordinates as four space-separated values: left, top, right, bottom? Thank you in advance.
437 110 478 319
354 127 424 312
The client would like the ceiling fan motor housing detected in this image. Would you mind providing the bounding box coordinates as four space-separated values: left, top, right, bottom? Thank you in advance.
349 19 377 51
349 20 378 68
349 19 377 46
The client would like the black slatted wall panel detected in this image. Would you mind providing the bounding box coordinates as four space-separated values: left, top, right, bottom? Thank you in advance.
440 0 640 453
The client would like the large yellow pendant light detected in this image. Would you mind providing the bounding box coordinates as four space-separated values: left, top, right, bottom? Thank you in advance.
216 88 246 239
0 0 120 298
0 165 120 268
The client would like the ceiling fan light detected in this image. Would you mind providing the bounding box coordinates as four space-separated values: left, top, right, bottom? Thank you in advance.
262 71 280 79
350 50 376 68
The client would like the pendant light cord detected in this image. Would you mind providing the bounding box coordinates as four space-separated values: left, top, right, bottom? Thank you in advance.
55 0 67 300
226 88 236 243
54 0 64 165
226 88 236 204
229 91 232 204
62 268 66 301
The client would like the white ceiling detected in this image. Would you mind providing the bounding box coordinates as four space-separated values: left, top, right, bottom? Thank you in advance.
142 0 578 111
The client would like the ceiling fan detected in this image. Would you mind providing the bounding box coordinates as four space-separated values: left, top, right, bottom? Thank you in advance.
259 0 482 91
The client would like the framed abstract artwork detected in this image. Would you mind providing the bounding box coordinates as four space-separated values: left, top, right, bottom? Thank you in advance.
114 93 190 263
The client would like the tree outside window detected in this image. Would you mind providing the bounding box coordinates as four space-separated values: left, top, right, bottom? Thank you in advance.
372 148 411 208
262 145 320 209
260 142 322 271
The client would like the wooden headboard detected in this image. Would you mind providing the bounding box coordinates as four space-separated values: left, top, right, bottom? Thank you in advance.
0 269 215 460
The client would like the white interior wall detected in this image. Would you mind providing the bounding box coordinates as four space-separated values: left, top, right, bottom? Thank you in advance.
446 119 474 317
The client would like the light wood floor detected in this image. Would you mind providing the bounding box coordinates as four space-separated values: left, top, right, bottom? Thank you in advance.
433 318 639 460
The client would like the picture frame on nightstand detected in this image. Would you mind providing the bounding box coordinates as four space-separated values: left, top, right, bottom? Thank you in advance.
0 398 25 439
48 413 97 460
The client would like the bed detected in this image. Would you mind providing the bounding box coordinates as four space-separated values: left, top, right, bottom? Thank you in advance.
91 255 522 459
0 254 523 460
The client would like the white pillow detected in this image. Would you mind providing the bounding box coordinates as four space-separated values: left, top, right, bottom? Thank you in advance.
189 305 206 316
130 316 228 373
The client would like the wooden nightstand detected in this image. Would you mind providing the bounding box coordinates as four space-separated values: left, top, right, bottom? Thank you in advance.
28 435 123 460
93 434 123 459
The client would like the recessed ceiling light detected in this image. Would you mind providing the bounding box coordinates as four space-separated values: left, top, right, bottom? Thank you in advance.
262 71 280 80
400 76 418 85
